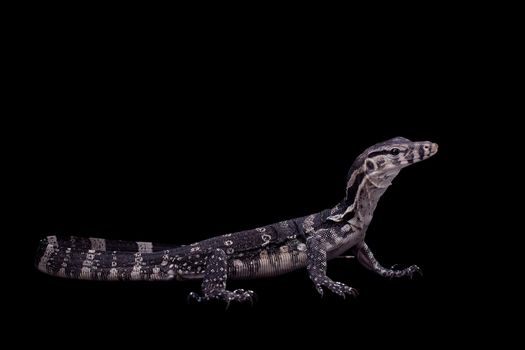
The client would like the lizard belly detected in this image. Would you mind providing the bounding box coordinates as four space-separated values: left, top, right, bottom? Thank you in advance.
326 230 363 260
228 250 308 280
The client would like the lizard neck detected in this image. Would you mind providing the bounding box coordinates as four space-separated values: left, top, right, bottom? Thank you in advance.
351 175 391 227
327 167 397 228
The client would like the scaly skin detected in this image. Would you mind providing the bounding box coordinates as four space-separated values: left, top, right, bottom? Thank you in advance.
36 137 438 304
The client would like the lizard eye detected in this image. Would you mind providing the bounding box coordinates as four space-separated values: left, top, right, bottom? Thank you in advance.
390 148 400 156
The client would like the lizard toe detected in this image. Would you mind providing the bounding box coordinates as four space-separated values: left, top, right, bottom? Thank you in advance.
407 265 422 278
187 292 203 303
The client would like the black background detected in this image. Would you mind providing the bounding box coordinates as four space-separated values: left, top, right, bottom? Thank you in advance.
8 6 505 346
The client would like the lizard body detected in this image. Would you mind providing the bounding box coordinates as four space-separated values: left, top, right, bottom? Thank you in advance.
36 137 438 303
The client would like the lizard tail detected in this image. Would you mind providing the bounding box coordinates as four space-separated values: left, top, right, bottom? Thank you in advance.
35 236 178 281
37 235 176 253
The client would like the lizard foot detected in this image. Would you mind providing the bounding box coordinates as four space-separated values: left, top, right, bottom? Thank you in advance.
188 289 255 306
383 264 422 279
313 277 358 299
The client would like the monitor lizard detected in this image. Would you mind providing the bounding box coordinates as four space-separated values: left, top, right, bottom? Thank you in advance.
36 137 438 304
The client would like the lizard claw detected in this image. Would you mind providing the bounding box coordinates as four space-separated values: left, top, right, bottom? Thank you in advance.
244 290 257 306
315 284 324 297
234 289 256 305
384 264 422 279
313 278 357 299
187 292 202 304
196 289 256 306
407 265 423 278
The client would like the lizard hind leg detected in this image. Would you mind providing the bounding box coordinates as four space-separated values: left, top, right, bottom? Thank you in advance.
188 249 254 306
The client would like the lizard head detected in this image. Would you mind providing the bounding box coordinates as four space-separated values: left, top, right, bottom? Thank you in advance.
363 136 438 172
345 137 438 198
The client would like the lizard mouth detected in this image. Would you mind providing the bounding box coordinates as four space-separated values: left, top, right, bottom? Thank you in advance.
429 143 439 157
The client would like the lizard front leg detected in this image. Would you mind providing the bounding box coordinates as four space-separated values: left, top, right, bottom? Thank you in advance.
188 248 254 305
354 243 422 278
306 235 358 298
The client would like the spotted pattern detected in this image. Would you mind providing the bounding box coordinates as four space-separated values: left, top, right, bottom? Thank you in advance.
306 235 357 298
35 137 437 303
188 249 254 304
89 238 106 251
